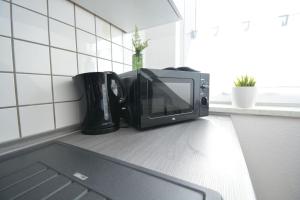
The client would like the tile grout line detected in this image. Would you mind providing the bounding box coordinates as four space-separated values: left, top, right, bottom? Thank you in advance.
0 31 134 52
94 15 99 72
0 99 82 110
122 31 125 72
9 1 22 138
110 25 113 71
1 23 132 73
64 0 126 32
9 36 132 62
74 4 79 75
46 0 57 129
0 71 75 77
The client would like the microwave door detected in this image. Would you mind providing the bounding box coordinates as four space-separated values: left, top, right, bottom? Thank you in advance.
149 79 193 118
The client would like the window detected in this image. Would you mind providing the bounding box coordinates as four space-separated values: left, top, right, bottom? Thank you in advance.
182 0 300 106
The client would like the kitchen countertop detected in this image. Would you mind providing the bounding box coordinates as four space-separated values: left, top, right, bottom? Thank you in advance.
59 115 256 200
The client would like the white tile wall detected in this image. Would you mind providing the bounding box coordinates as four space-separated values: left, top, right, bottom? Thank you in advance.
123 32 133 50
98 58 112 72
19 104 54 137
0 1 11 36
49 19 76 51
96 17 110 40
112 43 123 63
97 37 111 60
124 64 132 72
78 53 97 73
12 0 47 15
124 49 133 65
0 73 16 107
75 6 95 34
0 36 13 71
12 5 49 44
0 108 19 142
0 0 133 144
111 26 122 45
53 76 79 102
112 62 124 74
14 40 51 74
76 29 96 56
17 74 52 105
51 48 78 76
48 0 74 26
55 101 81 128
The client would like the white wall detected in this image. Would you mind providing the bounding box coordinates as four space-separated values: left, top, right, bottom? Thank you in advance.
232 115 300 200
143 22 181 69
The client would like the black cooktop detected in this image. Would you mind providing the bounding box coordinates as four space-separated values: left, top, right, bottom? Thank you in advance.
0 142 222 200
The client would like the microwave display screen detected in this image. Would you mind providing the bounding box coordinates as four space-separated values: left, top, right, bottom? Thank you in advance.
148 78 194 117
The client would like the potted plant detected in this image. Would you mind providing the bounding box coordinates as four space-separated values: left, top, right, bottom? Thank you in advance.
132 26 149 70
232 75 257 108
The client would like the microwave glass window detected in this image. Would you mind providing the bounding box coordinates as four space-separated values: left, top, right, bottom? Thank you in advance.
149 78 194 117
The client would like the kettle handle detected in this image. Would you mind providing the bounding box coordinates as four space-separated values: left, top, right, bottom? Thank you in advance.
109 72 126 103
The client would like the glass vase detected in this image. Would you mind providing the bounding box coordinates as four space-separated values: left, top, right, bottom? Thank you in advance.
132 53 143 70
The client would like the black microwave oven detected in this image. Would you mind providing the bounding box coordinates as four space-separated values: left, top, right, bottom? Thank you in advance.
119 68 209 129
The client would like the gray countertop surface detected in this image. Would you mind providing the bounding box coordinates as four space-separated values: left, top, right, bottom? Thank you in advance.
59 115 256 200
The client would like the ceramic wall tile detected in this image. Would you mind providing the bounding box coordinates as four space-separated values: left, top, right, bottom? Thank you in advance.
0 73 16 107
123 64 132 73
97 37 111 60
49 19 76 51
55 101 81 128
0 36 13 72
0 1 11 36
98 58 112 72
12 0 47 15
0 108 19 143
76 29 96 56
17 74 52 105
48 0 75 26
75 6 95 34
77 53 97 73
19 104 54 137
112 43 123 63
12 5 48 45
14 40 51 74
51 48 78 76
53 76 79 102
123 32 133 50
111 26 122 45
96 17 110 40
112 62 124 74
124 48 133 65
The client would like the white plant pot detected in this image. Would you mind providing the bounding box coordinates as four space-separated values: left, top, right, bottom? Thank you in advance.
232 87 257 108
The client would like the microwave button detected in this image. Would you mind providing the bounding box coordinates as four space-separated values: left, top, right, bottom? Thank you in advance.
201 97 208 105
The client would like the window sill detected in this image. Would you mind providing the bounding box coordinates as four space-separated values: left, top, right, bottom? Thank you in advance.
209 104 300 118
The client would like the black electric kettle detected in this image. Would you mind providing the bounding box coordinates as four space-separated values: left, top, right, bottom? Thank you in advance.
73 72 125 135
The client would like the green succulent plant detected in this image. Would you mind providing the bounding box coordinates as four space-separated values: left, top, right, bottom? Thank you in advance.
132 26 149 55
234 75 256 87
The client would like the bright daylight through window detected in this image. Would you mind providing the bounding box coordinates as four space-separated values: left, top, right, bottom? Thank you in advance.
182 0 300 106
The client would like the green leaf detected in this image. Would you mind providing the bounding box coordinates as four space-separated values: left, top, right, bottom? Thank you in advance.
234 75 256 87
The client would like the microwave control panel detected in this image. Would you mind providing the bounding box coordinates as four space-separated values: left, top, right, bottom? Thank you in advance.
199 73 209 116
